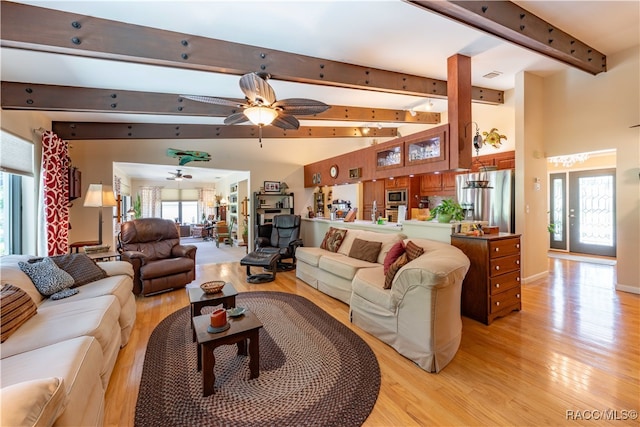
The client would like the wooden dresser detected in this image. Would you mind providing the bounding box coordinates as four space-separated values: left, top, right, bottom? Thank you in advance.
451 233 522 325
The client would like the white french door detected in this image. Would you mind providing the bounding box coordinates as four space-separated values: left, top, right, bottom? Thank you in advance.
549 169 616 257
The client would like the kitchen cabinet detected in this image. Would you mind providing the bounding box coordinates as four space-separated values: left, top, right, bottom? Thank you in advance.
419 172 457 195
385 176 409 188
376 145 403 169
451 233 522 325
362 180 385 221
406 131 446 166
420 174 442 193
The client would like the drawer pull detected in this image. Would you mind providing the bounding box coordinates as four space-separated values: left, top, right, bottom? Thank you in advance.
495 283 500 289
495 301 500 306
516 277 520 282
516 243 520 249
495 266 500 271
516 260 520 265
495 247 500 252
516 294 521 299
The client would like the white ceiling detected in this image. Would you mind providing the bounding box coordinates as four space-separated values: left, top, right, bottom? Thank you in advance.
2 0 638 182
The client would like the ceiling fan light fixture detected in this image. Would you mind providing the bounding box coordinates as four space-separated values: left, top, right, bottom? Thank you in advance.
245 106 278 126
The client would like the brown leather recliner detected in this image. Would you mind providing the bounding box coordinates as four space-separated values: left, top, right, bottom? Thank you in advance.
118 218 197 296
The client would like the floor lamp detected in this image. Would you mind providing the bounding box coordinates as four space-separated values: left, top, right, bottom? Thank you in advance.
83 184 118 245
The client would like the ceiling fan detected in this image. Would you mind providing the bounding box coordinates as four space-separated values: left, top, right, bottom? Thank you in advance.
181 72 330 146
166 169 192 181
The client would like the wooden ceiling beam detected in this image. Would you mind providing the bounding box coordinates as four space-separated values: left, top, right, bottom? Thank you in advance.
1 82 441 124
408 1 606 75
1 2 503 104
51 122 398 140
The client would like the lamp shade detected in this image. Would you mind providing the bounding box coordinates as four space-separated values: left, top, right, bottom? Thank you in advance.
83 184 118 207
244 106 278 126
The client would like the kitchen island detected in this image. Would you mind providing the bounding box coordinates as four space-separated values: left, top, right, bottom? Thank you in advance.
300 217 454 247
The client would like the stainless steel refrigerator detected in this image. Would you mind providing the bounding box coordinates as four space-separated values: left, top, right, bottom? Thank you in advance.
455 169 515 233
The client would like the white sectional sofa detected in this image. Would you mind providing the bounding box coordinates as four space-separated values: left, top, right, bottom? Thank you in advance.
0 255 136 427
296 228 470 372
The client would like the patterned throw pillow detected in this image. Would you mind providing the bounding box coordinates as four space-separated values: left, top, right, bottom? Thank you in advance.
18 258 74 297
384 253 409 289
50 253 107 287
383 241 405 275
348 238 383 263
404 240 425 261
320 227 348 253
1 284 37 343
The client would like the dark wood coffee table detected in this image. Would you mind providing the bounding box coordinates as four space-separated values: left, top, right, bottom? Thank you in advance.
192 311 263 397
188 283 238 341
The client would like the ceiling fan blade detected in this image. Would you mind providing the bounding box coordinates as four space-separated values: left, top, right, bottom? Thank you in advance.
183 175 193 179
224 112 250 125
166 177 175 180
240 72 276 106
181 94 245 108
271 113 300 130
273 98 330 116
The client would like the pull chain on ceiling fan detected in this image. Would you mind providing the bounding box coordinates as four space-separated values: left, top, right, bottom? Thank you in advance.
181 72 330 147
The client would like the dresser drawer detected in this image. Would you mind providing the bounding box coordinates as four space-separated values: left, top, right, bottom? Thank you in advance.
490 286 521 314
489 254 520 276
489 270 521 295
489 238 521 259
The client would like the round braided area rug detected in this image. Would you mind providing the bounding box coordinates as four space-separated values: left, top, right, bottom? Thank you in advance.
135 291 380 427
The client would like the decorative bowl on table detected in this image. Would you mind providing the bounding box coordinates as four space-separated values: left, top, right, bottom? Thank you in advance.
200 280 225 295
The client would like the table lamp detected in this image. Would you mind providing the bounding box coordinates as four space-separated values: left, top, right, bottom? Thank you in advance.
83 184 118 245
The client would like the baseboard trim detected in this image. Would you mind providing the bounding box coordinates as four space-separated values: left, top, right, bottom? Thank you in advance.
522 270 548 285
615 283 640 294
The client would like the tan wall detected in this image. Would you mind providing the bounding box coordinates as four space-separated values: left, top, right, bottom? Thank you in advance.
542 47 639 293
515 72 550 283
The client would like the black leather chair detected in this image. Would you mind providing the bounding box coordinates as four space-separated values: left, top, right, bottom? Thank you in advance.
255 214 303 270
240 214 302 283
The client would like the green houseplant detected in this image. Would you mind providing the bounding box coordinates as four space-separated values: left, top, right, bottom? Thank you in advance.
430 199 464 223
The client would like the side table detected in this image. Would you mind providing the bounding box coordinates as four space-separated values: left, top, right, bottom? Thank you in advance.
193 312 262 397
188 283 238 341
85 251 121 262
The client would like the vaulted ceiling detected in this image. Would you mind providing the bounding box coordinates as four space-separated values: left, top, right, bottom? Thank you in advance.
1 1 638 141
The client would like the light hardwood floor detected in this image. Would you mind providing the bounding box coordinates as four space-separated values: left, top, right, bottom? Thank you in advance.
104 258 639 426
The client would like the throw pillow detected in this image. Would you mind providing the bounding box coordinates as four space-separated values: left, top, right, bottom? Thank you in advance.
18 257 74 297
348 238 383 263
1 284 38 343
50 288 80 300
320 227 347 253
384 253 409 289
383 241 406 275
50 253 107 287
0 377 67 427
404 240 425 261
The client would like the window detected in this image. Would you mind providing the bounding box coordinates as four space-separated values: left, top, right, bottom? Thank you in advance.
161 201 198 224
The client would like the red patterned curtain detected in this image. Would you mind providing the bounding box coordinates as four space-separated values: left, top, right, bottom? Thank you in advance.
41 131 69 256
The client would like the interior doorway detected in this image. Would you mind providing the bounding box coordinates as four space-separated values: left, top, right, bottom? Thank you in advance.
549 165 616 257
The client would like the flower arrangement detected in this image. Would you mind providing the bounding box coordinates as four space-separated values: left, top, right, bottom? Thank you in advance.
482 128 507 148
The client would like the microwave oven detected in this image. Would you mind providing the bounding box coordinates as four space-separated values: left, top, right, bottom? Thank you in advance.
386 189 407 205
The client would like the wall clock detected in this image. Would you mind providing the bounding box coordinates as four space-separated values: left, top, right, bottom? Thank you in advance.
330 164 339 178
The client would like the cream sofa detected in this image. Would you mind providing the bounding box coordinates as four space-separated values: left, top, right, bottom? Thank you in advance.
296 229 470 372
0 255 136 427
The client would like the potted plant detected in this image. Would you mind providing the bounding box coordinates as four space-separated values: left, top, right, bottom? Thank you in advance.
429 199 464 223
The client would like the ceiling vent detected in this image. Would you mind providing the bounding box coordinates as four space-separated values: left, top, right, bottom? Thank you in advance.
482 71 503 79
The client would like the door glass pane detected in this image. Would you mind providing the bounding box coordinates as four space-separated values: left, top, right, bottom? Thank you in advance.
552 178 564 242
578 176 614 246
